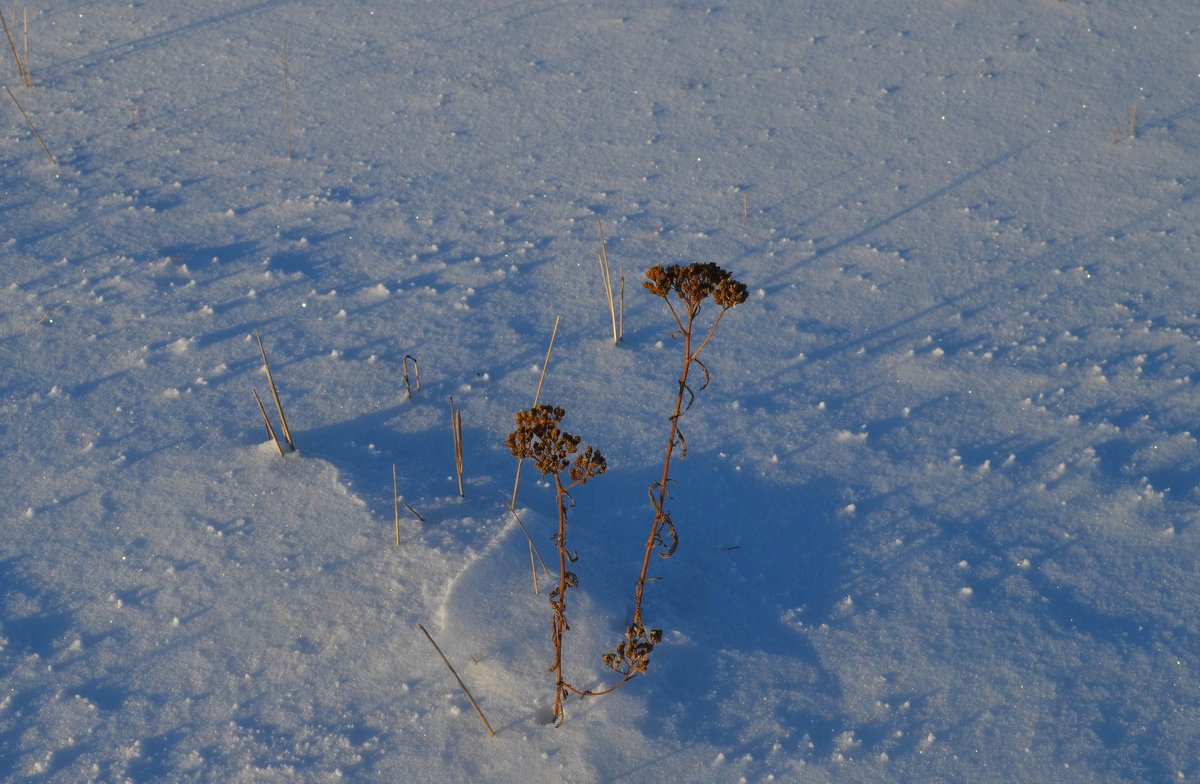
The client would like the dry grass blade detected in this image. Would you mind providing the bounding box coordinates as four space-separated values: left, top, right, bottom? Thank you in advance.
253 389 285 457
255 331 294 451
510 315 560 509
22 8 29 87
418 624 495 737
1112 102 1140 144
0 9 26 86
403 498 424 522
531 316 560 407
393 463 401 546
597 219 619 345
4 86 54 165
402 354 420 397
509 506 553 576
449 397 464 497
618 267 624 342
511 501 553 598
528 544 540 594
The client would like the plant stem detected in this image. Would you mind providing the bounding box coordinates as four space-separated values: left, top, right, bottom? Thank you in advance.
632 310 695 627
631 301 728 627
551 474 570 724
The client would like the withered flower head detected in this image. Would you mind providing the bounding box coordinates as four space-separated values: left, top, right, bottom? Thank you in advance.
506 404 604 482
643 262 748 311
601 623 662 676
713 275 749 309
568 444 607 483
643 264 678 298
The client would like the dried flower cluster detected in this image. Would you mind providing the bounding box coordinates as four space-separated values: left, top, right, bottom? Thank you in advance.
643 261 749 312
602 622 662 678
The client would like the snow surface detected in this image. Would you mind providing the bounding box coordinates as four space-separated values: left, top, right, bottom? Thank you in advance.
3 1 1200 781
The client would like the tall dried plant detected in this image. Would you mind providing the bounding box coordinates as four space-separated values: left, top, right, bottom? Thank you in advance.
505 404 606 726
603 262 747 681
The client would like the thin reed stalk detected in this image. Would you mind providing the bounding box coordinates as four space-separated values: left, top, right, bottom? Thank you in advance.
253 389 285 457
510 315 560 509
4 86 55 165
618 268 624 342
255 331 294 451
450 397 464 497
22 9 28 87
418 624 495 737
0 9 26 86
509 506 553 579
597 219 619 344
393 464 401 546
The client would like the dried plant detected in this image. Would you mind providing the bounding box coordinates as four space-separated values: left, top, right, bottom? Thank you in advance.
604 262 747 681
505 404 606 726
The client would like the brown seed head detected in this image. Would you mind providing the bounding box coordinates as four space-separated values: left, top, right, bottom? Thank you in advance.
643 263 676 298
568 445 607 483
713 275 749 309
506 404 600 480
643 262 747 311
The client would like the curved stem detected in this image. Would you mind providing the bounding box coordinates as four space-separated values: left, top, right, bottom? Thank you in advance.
568 671 638 699
688 306 729 364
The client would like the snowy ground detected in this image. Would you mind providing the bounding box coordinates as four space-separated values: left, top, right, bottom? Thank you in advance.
3 1 1200 781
